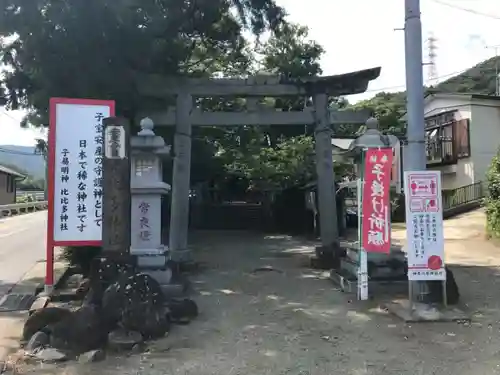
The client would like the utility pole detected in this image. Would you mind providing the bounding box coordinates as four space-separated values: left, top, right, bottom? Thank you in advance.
485 44 500 95
404 0 427 299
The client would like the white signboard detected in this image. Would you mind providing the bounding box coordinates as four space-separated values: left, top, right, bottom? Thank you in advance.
50 98 114 244
404 171 446 281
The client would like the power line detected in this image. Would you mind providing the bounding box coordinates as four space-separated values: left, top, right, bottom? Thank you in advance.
361 68 469 94
429 0 500 20
0 109 22 122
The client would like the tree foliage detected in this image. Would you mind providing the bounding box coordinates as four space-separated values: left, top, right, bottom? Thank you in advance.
485 149 500 238
350 91 406 135
433 56 500 95
215 23 336 190
0 0 285 126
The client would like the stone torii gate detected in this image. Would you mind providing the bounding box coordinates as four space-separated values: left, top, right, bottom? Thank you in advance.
137 68 381 261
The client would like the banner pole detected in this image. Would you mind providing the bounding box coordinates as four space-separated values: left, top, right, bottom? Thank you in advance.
357 150 368 301
44 243 54 294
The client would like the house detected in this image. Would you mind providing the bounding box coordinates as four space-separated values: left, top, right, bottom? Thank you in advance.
421 93 500 190
0 164 24 205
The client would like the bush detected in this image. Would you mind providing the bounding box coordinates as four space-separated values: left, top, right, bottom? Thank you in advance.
62 246 102 276
485 151 500 238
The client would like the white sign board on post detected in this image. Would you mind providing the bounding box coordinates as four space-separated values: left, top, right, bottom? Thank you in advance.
48 98 115 246
404 171 446 281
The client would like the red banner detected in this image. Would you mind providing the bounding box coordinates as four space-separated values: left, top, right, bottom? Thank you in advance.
361 148 393 253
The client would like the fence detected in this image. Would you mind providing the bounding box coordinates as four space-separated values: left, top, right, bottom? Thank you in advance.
0 201 48 217
16 190 45 202
442 181 483 218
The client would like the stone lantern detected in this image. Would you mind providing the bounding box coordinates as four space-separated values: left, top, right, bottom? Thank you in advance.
130 117 171 276
331 117 406 296
348 117 398 176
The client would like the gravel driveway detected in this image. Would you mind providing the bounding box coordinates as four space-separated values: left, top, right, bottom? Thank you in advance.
17 214 500 374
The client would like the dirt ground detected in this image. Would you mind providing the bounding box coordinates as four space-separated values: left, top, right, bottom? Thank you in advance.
16 209 500 374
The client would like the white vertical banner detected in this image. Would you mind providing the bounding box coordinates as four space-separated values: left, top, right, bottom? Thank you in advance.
49 98 114 244
404 171 446 281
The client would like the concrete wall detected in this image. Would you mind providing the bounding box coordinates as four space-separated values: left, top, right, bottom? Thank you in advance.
0 172 16 205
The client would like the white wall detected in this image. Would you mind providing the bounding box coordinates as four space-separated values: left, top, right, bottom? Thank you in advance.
469 99 500 184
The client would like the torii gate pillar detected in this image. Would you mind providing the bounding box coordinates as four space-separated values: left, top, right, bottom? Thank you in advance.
314 93 338 245
169 92 193 262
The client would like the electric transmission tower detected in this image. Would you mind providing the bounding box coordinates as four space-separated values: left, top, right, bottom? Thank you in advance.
426 33 438 85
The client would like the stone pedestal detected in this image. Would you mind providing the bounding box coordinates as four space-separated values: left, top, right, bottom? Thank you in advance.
130 118 171 278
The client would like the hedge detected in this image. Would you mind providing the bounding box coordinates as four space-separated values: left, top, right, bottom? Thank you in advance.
485 151 500 238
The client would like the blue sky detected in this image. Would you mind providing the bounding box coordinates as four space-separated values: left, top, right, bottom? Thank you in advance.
2 0 500 146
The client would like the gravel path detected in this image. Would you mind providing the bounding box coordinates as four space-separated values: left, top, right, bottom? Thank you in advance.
18 223 500 374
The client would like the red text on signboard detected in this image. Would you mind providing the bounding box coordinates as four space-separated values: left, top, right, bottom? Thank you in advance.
362 148 393 253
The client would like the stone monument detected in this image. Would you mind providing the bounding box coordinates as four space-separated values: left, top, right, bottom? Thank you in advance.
130 117 172 282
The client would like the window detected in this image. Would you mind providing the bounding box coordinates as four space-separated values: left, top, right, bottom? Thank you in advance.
454 119 470 158
6 175 14 193
425 128 439 159
425 111 456 129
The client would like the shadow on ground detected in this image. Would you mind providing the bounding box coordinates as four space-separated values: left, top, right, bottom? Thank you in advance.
15 230 500 375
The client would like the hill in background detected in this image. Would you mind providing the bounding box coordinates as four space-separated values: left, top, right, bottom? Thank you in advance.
0 145 45 180
434 55 500 95
350 55 500 133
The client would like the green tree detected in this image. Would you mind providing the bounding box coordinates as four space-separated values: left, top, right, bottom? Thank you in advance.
259 22 324 143
434 56 500 94
217 23 353 190
0 0 288 186
0 0 285 125
485 149 500 238
349 91 407 135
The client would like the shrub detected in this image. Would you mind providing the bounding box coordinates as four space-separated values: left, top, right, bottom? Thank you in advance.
61 246 102 276
485 151 500 238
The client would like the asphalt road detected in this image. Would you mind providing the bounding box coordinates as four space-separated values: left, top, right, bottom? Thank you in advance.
0 211 47 299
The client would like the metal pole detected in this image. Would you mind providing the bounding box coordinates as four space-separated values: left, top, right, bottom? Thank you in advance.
357 155 368 301
493 46 499 96
404 0 427 301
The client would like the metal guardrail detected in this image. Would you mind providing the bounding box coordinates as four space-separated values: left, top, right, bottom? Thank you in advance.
0 201 48 217
442 181 483 218
16 190 45 202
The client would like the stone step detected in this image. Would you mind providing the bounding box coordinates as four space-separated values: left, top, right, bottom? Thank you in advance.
340 258 359 278
340 258 407 281
345 246 406 264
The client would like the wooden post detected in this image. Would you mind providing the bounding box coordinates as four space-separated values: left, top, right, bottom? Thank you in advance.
102 116 132 256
